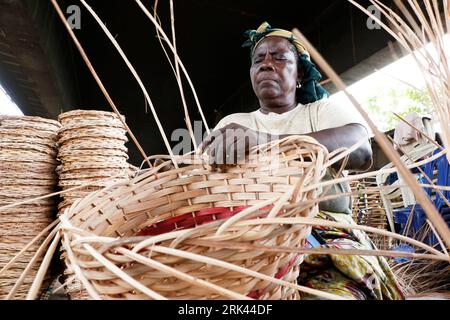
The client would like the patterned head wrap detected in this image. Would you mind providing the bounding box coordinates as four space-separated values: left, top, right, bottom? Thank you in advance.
242 22 329 104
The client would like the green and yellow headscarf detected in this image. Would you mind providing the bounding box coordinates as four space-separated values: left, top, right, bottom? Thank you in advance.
242 22 329 105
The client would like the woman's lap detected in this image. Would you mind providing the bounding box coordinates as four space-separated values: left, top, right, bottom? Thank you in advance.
298 211 404 300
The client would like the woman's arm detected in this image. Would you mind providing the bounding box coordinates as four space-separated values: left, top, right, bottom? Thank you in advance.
199 122 372 171
299 123 372 171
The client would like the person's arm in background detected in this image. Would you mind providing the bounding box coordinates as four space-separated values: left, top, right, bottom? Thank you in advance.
199 122 372 171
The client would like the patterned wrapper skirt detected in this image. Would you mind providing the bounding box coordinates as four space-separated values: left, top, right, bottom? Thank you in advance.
298 211 405 300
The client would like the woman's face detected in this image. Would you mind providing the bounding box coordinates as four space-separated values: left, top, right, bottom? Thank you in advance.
250 36 299 108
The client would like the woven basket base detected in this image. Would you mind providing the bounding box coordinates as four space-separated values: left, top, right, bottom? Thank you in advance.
58 128 128 145
0 115 60 130
0 162 58 174
0 128 58 140
58 109 125 124
58 137 128 151
0 151 58 164
0 179 57 187
57 162 130 173
58 148 128 158
0 226 54 300
0 142 58 156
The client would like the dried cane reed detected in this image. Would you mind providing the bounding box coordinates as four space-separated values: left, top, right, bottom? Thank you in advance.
2 0 447 300
349 0 450 164
292 0 450 249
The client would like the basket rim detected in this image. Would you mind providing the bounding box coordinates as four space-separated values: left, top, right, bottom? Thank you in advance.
0 115 61 128
58 109 125 121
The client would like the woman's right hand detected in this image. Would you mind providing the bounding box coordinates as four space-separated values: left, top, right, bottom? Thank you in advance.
198 123 272 165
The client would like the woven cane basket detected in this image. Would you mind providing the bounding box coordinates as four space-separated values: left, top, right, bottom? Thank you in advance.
350 178 391 250
59 136 329 300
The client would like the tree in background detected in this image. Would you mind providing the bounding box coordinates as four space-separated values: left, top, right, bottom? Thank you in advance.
364 86 433 132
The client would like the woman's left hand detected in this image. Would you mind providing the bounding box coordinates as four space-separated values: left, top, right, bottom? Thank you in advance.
198 123 273 165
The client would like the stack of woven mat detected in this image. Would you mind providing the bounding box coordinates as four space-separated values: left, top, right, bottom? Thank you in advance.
0 115 60 299
56 110 131 299
56 110 130 216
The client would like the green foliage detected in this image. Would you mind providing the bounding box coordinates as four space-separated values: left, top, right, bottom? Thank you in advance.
363 86 433 131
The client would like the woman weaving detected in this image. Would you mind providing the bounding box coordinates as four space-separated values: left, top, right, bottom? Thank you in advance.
200 22 404 300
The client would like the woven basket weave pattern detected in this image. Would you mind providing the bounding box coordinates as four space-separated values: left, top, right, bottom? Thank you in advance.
0 116 60 299
60 136 328 300
56 110 130 216
55 110 132 299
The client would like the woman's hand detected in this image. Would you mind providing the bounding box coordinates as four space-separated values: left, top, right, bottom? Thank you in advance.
198 122 372 171
198 123 273 165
